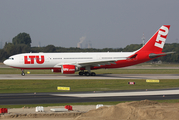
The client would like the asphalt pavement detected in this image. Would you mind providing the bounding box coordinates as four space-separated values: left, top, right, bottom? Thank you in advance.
1 89 179 105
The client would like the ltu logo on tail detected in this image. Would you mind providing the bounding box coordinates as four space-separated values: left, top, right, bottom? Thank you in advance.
154 26 169 49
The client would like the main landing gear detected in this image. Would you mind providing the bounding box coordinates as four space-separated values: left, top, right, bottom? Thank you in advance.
79 71 96 76
21 69 25 76
79 66 96 76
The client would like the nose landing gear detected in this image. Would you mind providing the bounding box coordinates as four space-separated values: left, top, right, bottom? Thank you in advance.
21 69 25 76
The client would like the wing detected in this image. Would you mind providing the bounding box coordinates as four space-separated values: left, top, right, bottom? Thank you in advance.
54 57 127 68
77 57 126 67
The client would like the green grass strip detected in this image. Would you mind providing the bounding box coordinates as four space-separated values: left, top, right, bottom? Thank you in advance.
0 79 179 93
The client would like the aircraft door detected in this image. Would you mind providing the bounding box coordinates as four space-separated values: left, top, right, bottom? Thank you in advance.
19 56 24 63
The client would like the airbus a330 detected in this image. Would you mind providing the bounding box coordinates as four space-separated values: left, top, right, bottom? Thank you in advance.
3 25 173 76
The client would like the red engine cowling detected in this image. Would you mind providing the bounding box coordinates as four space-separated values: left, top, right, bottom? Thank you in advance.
51 69 61 72
61 65 76 74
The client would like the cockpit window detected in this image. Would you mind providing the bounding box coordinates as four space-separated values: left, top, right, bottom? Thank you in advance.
8 57 14 60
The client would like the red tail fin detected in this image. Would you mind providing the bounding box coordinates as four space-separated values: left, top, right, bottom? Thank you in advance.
139 25 170 53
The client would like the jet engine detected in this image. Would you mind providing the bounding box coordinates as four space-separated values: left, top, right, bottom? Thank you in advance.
61 65 76 74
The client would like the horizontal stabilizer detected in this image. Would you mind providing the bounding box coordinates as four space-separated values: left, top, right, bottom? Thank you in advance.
149 52 175 58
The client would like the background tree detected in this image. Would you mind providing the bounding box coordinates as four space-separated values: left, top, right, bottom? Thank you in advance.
0 49 8 61
3 42 31 58
14 44 31 53
3 42 16 56
44 45 56 52
12 33 31 46
123 44 142 52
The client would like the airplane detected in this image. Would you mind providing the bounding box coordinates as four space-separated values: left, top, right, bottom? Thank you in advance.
3 25 174 76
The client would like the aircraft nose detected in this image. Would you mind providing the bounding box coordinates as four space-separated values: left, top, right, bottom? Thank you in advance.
3 59 9 66
3 60 7 65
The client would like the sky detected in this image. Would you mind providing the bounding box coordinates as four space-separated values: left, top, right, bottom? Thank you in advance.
0 0 179 49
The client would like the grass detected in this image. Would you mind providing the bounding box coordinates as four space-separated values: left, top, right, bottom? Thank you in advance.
0 68 179 74
0 79 179 93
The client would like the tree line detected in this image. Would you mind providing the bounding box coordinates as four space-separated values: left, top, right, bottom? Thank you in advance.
0 33 178 63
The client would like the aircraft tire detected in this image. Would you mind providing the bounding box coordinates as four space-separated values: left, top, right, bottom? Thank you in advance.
79 72 84 76
21 72 25 76
85 72 90 76
91 72 96 76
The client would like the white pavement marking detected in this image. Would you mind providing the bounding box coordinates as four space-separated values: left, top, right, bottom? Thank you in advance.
51 90 179 97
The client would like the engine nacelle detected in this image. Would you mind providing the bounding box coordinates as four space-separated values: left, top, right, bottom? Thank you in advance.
61 65 76 74
51 69 61 72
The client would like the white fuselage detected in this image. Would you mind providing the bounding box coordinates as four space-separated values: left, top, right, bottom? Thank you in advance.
4 52 134 69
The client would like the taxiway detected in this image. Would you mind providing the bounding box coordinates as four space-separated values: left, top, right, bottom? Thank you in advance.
0 74 179 80
1 89 179 105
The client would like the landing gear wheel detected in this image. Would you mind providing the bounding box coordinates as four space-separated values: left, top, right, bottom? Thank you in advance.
21 72 25 76
91 72 96 76
85 72 90 76
79 72 84 76
79 71 96 76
